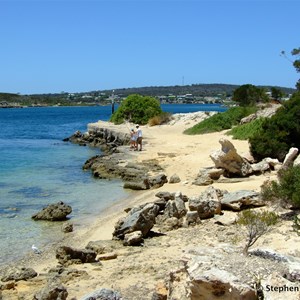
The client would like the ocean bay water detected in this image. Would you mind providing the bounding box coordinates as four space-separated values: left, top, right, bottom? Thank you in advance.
0 104 226 266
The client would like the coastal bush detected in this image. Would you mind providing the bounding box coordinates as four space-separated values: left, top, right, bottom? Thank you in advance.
110 94 163 125
148 112 173 126
227 118 265 140
184 106 257 135
249 92 300 161
232 84 269 106
237 209 278 255
261 166 300 208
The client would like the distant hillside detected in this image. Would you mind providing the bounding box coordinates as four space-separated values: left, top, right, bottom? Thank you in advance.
0 83 297 107
98 83 296 97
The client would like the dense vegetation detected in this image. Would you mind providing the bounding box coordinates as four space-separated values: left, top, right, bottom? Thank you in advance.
110 94 163 125
184 106 257 135
232 84 269 106
261 166 300 208
249 92 300 161
227 118 265 140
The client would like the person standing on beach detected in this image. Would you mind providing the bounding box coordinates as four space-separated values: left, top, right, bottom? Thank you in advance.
130 128 137 149
135 125 143 151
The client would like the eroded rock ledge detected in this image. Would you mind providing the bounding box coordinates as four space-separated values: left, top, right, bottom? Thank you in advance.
64 123 169 190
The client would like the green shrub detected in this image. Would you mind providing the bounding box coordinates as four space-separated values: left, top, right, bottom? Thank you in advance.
184 106 257 135
261 166 300 208
237 209 278 255
110 94 162 125
249 92 300 161
227 118 265 140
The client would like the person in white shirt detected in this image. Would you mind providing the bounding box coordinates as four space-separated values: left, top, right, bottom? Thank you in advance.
135 125 143 151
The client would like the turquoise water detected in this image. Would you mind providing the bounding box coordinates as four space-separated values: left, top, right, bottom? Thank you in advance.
0 104 226 265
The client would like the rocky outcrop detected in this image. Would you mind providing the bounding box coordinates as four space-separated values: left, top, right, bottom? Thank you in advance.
84 154 167 190
33 282 68 300
187 267 257 299
282 147 299 170
80 288 122 300
61 222 73 233
64 125 130 152
32 202 72 221
221 190 264 211
240 103 281 124
1 267 37 282
123 231 143 246
85 240 122 254
113 203 160 239
66 124 168 191
56 246 97 266
210 138 253 177
188 186 222 219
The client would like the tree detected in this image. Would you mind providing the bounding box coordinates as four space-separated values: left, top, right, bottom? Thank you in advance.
110 94 163 125
237 210 278 255
232 84 268 106
292 48 300 90
281 47 300 91
271 87 284 100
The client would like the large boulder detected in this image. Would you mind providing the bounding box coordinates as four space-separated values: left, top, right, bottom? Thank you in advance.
188 267 257 300
282 147 299 170
34 282 68 300
56 246 97 266
221 190 264 211
32 202 72 221
113 203 160 239
188 186 223 219
210 138 252 177
1 267 37 282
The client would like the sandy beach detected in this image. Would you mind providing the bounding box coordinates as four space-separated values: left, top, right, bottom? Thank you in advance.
1 113 300 300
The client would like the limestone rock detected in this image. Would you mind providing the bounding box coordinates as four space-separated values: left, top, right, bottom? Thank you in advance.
221 190 264 211
85 240 121 255
61 222 73 233
151 282 167 300
123 231 143 246
282 147 299 170
1 267 37 282
33 282 68 300
155 191 174 201
56 246 97 266
188 267 257 300
214 211 237 226
80 288 122 300
113 203 160 239
185 211 201 226
97 252 118 261
188 186 223 219
123 180 150 190
294 154 300 167
210 138 253 177
169 174 181 184
32 202 72 221
148 174 168 188
193 168 225 186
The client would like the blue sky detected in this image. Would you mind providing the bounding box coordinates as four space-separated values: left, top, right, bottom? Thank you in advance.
0 0 299 94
